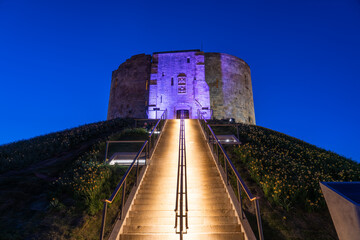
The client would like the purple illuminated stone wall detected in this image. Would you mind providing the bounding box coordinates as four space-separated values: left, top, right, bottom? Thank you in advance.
148 50 211 119
107 50 255 124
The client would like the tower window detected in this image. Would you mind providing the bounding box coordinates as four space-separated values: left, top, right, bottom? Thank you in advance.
187 58 190 63
178 76 186 93
171 78 174 86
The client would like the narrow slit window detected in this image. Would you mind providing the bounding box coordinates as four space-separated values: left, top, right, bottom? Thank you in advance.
171 78 174 86
187 58 190 63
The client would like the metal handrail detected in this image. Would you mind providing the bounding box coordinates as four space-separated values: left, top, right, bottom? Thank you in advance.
174 111 188 238
100 110 167 240
197 110 264 240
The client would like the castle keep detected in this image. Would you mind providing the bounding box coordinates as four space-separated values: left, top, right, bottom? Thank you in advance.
107 50 256 124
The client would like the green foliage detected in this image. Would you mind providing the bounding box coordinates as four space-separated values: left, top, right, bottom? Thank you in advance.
0 118 133 173
51 128 146 216
230 123 360 211
0 118 140 239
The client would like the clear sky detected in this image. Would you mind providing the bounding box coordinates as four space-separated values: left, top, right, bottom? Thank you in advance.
0 0 359 162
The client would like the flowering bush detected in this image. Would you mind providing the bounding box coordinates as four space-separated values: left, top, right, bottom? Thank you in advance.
52 149 112 214
229 123 360 211
51 127 148 215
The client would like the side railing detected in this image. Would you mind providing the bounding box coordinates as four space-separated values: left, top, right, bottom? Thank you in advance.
174 111 188 239
197 110 264 240
100 110 167 240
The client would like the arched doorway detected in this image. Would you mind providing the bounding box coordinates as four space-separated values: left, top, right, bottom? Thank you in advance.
176 110 189 119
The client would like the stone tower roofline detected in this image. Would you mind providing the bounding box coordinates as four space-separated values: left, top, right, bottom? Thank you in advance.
153 49 200 54
206 52 251 69
114 51 250 69
112 53 148 72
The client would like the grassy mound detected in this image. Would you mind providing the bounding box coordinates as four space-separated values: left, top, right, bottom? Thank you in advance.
0 118 149 240
211 122 360 239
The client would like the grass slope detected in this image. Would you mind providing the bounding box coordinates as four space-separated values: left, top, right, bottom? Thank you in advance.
0 118 149 240
211 121 360 240
2 119 359 240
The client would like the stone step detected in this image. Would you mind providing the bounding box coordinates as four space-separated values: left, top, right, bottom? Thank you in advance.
137 187 226 193
127 216 238 225
142 176 221 181
130 203 233 211
128 209 235 218
120 232 244 240
123 224 241 233
133 197 231 205
140 180 221 185
146 167 217 171
135 195 228 202
146 168 218 172
119 120 243 240
139 185 226 194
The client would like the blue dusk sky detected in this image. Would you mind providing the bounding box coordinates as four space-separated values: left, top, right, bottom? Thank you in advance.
0 0 359 162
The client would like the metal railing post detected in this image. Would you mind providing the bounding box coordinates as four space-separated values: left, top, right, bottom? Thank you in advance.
145 143 148 165
255 199 264 240
120 180 126 220
237 180 244 219
136 158 139 186
225 155 228 185
100 201 107 240
149 136 152 157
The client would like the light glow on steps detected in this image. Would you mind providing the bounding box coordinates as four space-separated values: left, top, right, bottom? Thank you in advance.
119 120 244 240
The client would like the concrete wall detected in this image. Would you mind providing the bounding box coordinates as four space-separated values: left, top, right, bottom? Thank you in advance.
107 54 151 120
205 53 255 124
148 50 211 119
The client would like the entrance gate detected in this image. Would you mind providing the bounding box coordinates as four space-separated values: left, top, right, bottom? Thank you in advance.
176 110 189 119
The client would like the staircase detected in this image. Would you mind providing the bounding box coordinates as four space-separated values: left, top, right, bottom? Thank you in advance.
119 119 244 240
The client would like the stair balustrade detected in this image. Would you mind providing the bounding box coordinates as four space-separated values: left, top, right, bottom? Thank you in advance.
99 110 167 240
197 110 265 240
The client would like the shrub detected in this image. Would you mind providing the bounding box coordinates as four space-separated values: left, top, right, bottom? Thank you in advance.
227 123 360 211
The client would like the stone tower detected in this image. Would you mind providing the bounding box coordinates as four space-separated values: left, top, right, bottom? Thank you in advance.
107 50 255 124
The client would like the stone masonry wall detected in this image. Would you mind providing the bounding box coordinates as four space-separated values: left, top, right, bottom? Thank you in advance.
205 53 255 124
148 50 210 119
107 54 151 119
107 51 255 124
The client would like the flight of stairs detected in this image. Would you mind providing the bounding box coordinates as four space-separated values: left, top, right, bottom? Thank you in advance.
119 120 244 240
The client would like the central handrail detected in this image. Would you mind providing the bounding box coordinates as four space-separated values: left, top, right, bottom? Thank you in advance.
197 110 264 240
174 111 188 238
100 110 167 240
